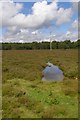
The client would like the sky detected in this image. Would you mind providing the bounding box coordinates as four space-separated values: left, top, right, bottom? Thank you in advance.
0 0 79 43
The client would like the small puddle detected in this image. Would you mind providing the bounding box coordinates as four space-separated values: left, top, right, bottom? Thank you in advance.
42 62 64 81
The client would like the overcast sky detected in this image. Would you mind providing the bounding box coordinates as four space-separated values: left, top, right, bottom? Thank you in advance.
0 0 78 43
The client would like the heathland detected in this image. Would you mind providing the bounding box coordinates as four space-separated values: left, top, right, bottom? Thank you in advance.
2 49 78 118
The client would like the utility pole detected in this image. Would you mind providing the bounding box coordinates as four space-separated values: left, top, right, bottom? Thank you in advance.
50 32 56 51
49 23 56 50
50 32 52 51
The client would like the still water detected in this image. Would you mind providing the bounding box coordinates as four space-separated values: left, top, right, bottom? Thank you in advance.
42 62 64 81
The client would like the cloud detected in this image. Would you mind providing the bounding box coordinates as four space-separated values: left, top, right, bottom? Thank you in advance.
0 0 13 2
2 28 43 43
66 31 71 37
1 2 23 27
31 30 38 35
0 3 2 26
1 1 78 42
7 1 58 28
71 19 78 29
67 19 78 37
63 19 78 41
19 40 24 43
56 8 72 25
2 20 78 43
2 26 78 43
53 31 78 42
70 0 79 2
1 1 72 29
72 2 78 12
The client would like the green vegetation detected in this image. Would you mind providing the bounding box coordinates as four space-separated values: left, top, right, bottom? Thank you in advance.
1 39 80 50
2 49 78 118
0 50 2 119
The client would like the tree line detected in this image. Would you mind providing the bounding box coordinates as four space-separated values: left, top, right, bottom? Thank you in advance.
0 40 80 50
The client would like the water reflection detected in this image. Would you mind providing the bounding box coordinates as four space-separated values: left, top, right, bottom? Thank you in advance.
42 62 64 81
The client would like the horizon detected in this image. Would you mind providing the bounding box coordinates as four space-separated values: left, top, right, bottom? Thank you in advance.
1 39 79 44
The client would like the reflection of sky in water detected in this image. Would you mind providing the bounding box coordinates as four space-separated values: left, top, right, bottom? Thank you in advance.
42 62 64 81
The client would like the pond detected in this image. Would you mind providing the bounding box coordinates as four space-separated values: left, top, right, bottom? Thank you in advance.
42 62 64 81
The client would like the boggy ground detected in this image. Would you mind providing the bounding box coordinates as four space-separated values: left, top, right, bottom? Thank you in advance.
2 49 78 118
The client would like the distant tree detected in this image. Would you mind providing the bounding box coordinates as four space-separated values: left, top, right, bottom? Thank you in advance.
2 39 80 50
